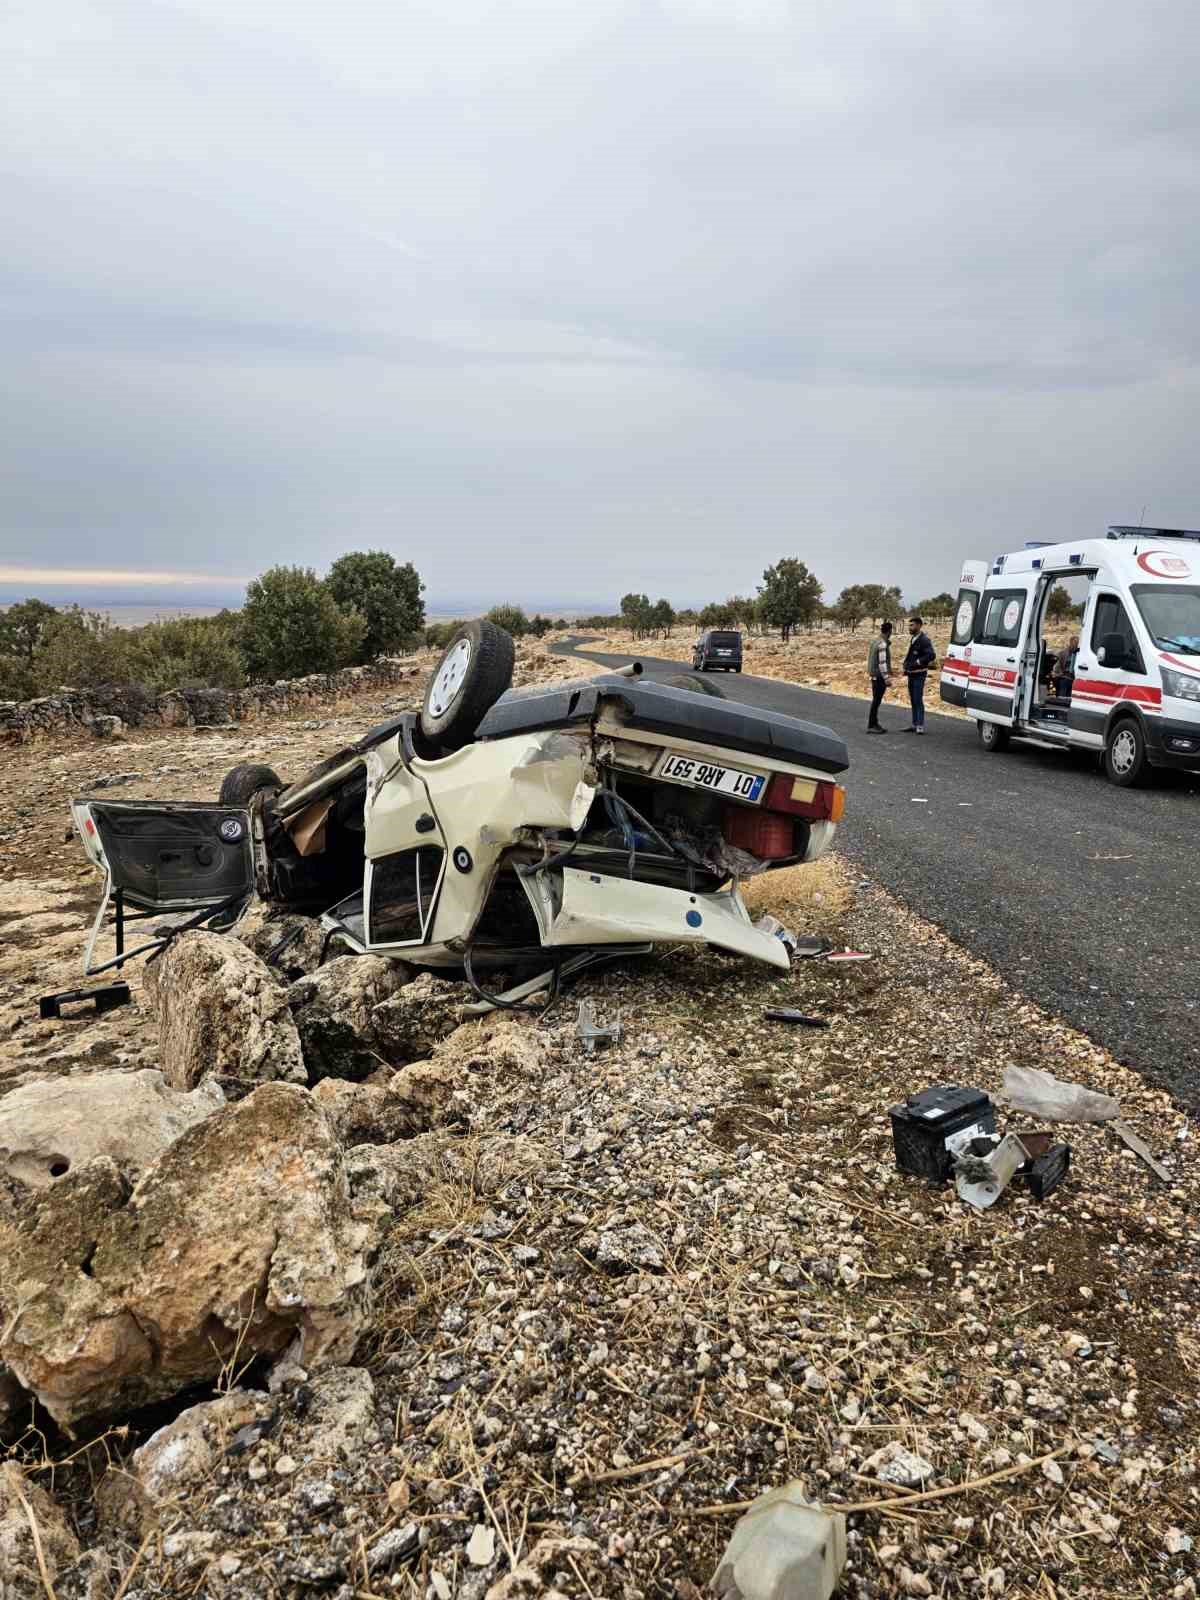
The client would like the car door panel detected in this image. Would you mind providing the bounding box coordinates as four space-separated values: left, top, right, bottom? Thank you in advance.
75 800 253 910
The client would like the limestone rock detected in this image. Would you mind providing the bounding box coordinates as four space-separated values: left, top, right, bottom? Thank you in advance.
98 1390 270 1530
311 1077 434 1147
146 931 305 1094
0 1462 81 1598
579 1221 666 1274
299 1366 379 1461
0 1084 372 1426
0 1069 224 1190
242 913 328 981
369 972 467 1064
288 956 413 1082
431 1012 547 1080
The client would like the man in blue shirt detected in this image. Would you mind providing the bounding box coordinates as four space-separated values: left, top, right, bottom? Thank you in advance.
902 616 936 734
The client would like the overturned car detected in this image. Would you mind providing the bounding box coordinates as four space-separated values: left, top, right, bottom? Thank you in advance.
71 624 849 1002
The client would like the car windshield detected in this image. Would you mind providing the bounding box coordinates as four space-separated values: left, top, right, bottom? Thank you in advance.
709 632 740 645
1131 584 1200 655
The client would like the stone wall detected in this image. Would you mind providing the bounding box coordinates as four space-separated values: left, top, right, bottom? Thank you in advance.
0 655 428 745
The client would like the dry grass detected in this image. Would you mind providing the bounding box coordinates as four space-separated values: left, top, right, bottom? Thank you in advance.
738 855 853 930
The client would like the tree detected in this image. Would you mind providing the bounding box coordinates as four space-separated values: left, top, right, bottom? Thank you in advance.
651 598 675 638
0 599 58 666
484 604 531 638
124 614 245 691
851 583 904 625
620 593 654 638
912 592 955 620
758 559 823 642
325 551 424 663
240 566 365 681
528 614 553 638
832 585 868 631
698 601 734 628
1045 584 1074 622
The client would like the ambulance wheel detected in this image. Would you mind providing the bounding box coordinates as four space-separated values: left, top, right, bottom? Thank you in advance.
219 762 283 806
977 721 1010 754
1104 718 1148 787
420 620 515 752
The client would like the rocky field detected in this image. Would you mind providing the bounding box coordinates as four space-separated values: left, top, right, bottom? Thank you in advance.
0 648 1196 1600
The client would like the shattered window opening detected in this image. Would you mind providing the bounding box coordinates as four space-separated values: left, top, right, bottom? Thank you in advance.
368 846 445 945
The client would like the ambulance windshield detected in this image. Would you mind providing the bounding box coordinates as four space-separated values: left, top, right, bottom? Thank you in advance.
1132 585 1200 655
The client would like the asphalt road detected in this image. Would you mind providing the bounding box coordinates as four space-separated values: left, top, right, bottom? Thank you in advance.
552 638 1200 1109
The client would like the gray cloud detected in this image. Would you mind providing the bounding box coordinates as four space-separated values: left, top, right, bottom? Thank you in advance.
2 0 1199 607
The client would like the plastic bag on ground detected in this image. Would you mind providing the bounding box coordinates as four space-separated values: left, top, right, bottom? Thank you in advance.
1002 1064 1119 1124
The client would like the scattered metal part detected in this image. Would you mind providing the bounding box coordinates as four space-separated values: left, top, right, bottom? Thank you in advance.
577 998 622 1054
763 1007 828 1028
1111 1119 1173 1183
38 982 131 1021
955 1132 1030 1210
1015 1131 1072 1199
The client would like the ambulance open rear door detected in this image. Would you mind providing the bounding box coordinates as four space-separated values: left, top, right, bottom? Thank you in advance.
940 560 989 708
965 574 1039 726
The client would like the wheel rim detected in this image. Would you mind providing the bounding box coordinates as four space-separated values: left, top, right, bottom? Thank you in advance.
428 637 472 717
982 723 996 746
1111 727 1138 776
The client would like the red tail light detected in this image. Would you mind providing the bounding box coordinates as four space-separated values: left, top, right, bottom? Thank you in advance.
764 773 845 822
723 808 796 858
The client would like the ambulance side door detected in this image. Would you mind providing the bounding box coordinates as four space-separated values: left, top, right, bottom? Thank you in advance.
940 560 990 707
966 580 1037 726
1069 588 1150 744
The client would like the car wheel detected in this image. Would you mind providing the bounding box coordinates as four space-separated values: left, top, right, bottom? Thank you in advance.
663 672 726 698
977 721 1010 754
1105 717 1147 787
219 762 284 806
420 619 515 752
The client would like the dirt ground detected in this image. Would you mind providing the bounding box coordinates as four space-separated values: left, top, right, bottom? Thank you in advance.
1 648 1196 1600
560 623 1081 723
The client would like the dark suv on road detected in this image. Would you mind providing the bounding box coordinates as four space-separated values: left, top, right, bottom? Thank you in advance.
692 629 743 673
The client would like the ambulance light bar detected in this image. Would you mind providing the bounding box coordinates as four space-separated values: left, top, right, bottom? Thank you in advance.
1108 525 1200 543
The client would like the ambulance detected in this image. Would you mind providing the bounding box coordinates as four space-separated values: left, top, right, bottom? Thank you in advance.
940 526 1200 786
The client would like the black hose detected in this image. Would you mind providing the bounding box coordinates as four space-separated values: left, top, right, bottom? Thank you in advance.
463 941 562 1013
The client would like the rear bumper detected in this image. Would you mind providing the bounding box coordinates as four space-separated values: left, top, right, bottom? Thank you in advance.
523 866 791 970
1144 713 1200 770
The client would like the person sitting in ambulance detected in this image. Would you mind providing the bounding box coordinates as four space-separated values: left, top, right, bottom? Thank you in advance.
1053 635 1079 700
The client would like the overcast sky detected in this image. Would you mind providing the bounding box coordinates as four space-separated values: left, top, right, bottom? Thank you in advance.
3 0 1199 610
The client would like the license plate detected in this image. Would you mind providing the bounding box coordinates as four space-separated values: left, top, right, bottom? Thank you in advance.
657 751 764 802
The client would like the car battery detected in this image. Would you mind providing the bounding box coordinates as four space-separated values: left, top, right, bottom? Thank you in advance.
889 1085 997 1183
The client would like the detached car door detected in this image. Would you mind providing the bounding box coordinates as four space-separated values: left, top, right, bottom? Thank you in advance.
73 799 254 910
966 580 1037 725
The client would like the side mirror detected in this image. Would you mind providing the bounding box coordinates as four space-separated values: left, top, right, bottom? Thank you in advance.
1099 632 1127 670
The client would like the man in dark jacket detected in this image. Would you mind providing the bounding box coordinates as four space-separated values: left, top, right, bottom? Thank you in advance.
866 621 893 732
902 616 936 734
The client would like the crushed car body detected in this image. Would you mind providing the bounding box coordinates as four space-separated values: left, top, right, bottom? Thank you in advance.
70 623 850 998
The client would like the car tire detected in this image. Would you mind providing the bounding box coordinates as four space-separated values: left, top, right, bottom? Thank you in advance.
420 619 515 752
219 762 284 806
1104 717 1148 787
977 721 1010 754
663 672 726 698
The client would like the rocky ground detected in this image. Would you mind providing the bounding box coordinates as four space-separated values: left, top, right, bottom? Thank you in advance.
1 648 1196 1600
